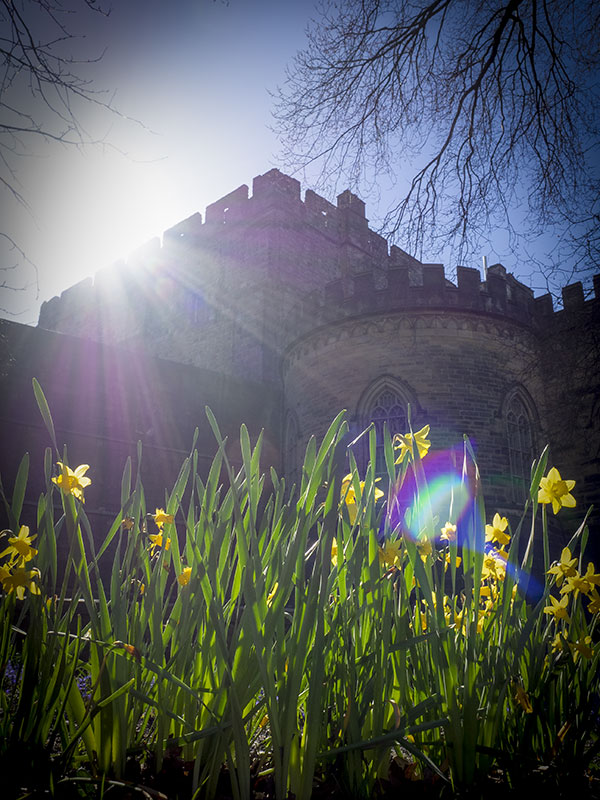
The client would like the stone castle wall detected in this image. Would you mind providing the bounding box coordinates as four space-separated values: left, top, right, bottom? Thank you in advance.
285 309 546 513
35 168 600 554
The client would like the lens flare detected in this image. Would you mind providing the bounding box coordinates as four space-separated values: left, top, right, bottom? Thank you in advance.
405 472 471 541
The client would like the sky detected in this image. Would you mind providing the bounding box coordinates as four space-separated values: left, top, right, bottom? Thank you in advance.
0 0 592 324
2 0 320 323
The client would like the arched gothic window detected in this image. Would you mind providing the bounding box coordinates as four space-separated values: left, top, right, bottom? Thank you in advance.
361 384 408 475
505 391 536 502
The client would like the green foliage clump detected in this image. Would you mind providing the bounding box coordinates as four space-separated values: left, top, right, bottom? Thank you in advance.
0 379 598 798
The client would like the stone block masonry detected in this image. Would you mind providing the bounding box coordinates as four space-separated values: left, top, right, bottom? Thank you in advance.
30 168 600 562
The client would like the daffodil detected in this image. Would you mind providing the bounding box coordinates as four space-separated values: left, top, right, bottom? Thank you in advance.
587 588 600 614
177 567 192 586
485 513 510 547
122 517 135 531
480 583 499 609
148 533 171 555
550 632 567 653
416 536 432 560
1 565 41 600
393 425 431 464
0 525 37 565
340 474 384 524
582 562 600 589
420 591 443 632
547 547 577 586
153 508 174 530
538 467 576 514
513 684 533 713
482 548 507 581
560 568 595 597
452 606 467 633
378 539 402 568
572 636 593 662
266 582 278 606
52 462 91 502
543 594 570 622
330 539 338 567
444 552 461 571
440 521 457 542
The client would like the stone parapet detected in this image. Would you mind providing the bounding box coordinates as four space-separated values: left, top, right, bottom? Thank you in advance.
38 168 599 355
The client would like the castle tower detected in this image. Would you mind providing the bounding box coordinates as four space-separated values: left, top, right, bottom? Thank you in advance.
37 169 600 551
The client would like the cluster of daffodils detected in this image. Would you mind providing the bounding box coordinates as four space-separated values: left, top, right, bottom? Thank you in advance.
340 473 385 526
0 526 41 600
146 507 192 588
417 515 512 636
148 507 173 555
481 512 510 599
337 422 591 649
0 460 93 601
544 547 600 623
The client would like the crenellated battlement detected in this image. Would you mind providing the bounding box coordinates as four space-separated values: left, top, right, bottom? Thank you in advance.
22 168 600 567
38 168 599 345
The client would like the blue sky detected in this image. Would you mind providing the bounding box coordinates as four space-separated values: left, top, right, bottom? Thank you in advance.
2 0 318 321
1 0 587 322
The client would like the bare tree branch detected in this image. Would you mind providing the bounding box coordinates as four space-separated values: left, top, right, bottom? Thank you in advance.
0 1 133 315
274 0 600 293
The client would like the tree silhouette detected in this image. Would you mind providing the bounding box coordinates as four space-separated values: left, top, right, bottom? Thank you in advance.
0 0 115 312
274 0 599 293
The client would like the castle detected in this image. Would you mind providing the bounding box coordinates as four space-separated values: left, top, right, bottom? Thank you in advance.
2 168 599 553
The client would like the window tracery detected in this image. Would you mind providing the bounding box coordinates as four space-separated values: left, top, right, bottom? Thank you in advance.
505 391 536 502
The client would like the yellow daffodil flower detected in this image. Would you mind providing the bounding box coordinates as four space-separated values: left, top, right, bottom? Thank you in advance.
177 567 192 587
340 474 384 524
485 513 510 547
482 548 507 581
153 508 174 530
266 582 278 606
420 591 446 631
439 521 457 542
378 539 402 568
538 467 576 514
393 425 431 464
587 588 600 614
543 594 570 622
559 568 595 597
330 539 338 567
0 565 41 600
513 684 533 713
148 533 171 555
416 536 432 560
452 606 466 633
547 547 577 586
572 636 593 662
444 552 462 571
479 583 499 610
582 562 600 589
550 632 567 653
0 525 37 565
476 606 490 633
52 462 91 502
